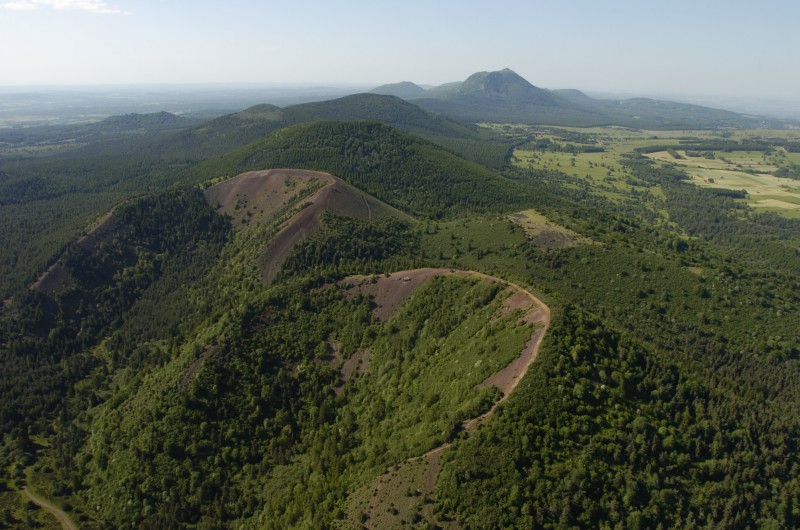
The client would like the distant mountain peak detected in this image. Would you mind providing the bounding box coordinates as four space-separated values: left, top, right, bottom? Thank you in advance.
370 81 426 99
422 68 560 111
461 68 540 98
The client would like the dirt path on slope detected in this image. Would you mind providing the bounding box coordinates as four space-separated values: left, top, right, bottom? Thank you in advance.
22 486 77 530
205 169 388 285
32 205 123 295
259 175 338 283
344 269 550 528
361 194 372 221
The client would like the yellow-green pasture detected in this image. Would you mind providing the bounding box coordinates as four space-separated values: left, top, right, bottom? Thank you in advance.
783 151 800 165
647 149 778 173
647 150 800 217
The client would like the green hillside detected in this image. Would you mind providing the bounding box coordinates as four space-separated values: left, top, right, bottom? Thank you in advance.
169 94 496 161
281 95 513 168
175 104 286 157
0 159 539 528
199 120 528 218
283 93 479 138
0 188 230 440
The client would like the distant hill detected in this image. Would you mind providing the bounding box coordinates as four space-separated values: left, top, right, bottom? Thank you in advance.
282 93 479 138
370 81 427 99
552 88 592 101
449 68 564 107
413 68 602 125
424 81 462 97
0 93 510 174
161 93 514 169
175 103 285 156
584 97 772 129
199 120 529 219
405 68 782 129
97 111 193 133
0 111 198 147
170 93 486 160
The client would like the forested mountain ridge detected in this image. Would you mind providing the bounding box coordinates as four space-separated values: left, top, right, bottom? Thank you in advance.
282 93 480 138
0 188 230 448
195 120 527 219
175 93 507 165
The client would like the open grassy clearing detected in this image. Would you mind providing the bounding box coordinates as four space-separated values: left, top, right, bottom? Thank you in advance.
481 124 735 148
785 151 800 164
503 125 800 152
507 209 591 249
344 455 434 529
0 436 79 530
502 126 685 205
511 149 634 203
514 149 624 179
420 216 528 272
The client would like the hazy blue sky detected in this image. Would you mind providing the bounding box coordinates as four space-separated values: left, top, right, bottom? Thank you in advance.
1 0 797 99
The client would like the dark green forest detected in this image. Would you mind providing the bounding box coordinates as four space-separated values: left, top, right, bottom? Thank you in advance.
0 95 509 298
196 120 526 219
1 97 800 529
